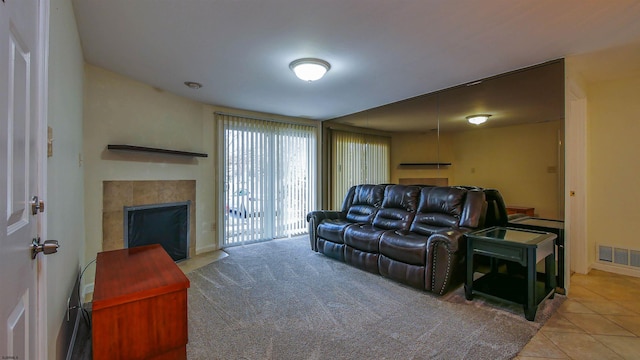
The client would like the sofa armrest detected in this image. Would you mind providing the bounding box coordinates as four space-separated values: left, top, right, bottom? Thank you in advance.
430 229 468 253
426 229 469 295
306 210 344 223
307 211 345 251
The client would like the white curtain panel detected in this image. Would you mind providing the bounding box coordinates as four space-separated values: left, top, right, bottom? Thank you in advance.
330 130 390 210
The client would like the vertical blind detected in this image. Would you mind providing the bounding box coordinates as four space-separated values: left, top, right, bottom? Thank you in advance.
330 130 390 209
219 113 317 246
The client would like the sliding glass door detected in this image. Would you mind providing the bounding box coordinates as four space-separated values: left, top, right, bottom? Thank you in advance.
218 113 317 246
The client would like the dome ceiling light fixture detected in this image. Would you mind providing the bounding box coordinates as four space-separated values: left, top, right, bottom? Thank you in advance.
289 58 331 82
184 81 203 89
466 114 491 125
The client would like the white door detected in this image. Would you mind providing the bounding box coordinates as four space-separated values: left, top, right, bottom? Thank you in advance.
1 0 47 359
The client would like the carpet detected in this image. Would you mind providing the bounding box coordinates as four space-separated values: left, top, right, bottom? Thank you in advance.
186 236 564 360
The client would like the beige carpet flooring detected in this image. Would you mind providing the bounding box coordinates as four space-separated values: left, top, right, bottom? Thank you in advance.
186 236 564 360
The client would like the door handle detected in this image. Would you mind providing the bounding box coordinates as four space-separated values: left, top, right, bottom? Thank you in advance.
31 238 59 259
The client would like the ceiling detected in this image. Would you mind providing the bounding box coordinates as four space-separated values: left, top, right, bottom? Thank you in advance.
72 1 640 122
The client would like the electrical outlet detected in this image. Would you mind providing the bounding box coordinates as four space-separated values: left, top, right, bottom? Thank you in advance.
211 222 217 231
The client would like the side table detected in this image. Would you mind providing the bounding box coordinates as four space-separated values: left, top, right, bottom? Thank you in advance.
465 226 556 321
508 216 565 293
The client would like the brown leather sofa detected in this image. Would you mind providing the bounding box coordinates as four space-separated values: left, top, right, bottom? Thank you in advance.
307 184 487 295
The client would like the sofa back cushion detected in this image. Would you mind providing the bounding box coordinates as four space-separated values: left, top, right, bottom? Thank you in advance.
482 188 508 227
409 186 466 236
372 185 419 230
459 189 487 228
345 184 385 223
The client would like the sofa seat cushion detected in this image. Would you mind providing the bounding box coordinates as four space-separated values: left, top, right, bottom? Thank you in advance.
317 219 355 243
344 224 385 252
379 230 429 266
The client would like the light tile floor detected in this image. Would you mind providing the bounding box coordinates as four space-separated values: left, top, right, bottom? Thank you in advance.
177 249 228 273
516 269 640 360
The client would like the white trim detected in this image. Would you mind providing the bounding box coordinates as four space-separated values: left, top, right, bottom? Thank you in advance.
196 244 218 255
591 262 640 278
216 117 224 249
36 0 50 359
565 79 588 280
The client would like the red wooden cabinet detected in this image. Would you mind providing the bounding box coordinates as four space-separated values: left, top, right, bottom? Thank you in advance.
92 244 190 360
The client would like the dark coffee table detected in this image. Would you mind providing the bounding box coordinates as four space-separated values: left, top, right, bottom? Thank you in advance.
465 226 556 321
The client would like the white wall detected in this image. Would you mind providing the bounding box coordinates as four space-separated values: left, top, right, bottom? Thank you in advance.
47 0 85 357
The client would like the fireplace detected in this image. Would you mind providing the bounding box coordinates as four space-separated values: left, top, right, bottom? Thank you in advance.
124 201 190 262
102 180 196 258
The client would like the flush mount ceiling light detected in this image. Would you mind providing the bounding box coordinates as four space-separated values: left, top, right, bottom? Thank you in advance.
184 81 202 89
289 58 331 82
466 114 491 125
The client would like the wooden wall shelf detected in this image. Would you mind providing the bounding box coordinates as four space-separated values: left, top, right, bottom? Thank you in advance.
399 162 452 166
107 144 208 158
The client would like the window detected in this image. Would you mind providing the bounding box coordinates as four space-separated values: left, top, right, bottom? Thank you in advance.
218 113 317 246
330 130 390 209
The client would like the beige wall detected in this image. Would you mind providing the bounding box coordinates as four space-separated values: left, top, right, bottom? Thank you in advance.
82 65 217 287
82 65 319 288
587 74 640 257
47 0 85 358
391 131 454 184
391 121 562 219
565 42 640 277
452 121 562 219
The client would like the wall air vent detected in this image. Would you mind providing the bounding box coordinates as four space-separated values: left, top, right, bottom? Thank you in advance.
598 244 640 271
614 248 629 265
631 250 640 268
598 245 613 262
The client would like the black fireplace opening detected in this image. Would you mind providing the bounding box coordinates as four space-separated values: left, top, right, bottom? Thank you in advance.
124 201 190 262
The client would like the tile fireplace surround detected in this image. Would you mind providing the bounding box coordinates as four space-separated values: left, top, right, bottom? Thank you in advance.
102 180 196 258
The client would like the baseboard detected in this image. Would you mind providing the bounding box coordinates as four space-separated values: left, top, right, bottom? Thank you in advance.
591 262 640 278
196 244 218 255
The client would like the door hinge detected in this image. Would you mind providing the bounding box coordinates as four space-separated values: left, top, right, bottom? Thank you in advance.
31 196 45 215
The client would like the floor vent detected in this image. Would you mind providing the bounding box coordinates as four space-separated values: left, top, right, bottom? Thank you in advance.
599 244 640 269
